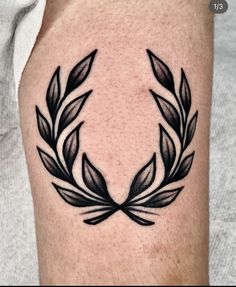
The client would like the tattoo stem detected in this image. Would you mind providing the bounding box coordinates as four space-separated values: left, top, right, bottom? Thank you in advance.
169 98 190 179
53 143 70 177
173 91 185 138
55 90 69 116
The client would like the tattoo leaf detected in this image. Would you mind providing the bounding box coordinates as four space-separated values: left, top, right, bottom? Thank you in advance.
172 152 194 181
185 111 198 149
65 50 97 96
46 66 61 121
37 147 67 180
58 91 91 135
151 90 181 137
160 125 176 175
123 209 155 226
147 49 175 93
52 183 101 207
36 106 52 146
84 209 117 225
63 122 84 172
142 187 183 208
127 153 156 200
180 69 191 116
82 154 111 201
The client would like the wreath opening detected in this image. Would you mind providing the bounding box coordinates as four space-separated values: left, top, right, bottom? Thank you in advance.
36 49 198 226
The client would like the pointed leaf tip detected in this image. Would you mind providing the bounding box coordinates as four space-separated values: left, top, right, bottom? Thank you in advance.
185 111 198 148
143 187 183 208
172 152 195 181
65 50 97 96
84 208 117 225
147 49 175 93
58 90 91 135
52 183 100 207
63 122 84 172
152 92 181 137
82 153 111 200
159 124 176 174
180 68 191 115
127 153 156 201
46 66 61 121
37 147 67 180
36 106 53 146
123 208 155 226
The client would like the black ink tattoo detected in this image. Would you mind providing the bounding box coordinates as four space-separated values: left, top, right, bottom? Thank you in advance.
122 50 198 225
36 49 198 226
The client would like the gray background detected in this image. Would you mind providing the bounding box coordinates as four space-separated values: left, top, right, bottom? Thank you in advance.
0 0 235 285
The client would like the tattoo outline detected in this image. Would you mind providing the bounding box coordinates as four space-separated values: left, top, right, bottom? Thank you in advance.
36 49 198 226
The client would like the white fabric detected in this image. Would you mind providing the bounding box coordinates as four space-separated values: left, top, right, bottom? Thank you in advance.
0 0 235 285
0 0 45 285
14 0 46 98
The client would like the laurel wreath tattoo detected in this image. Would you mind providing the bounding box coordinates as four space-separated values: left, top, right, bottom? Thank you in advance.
36 49 198 226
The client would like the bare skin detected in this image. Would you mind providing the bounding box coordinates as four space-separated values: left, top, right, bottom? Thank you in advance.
19 1 213 285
